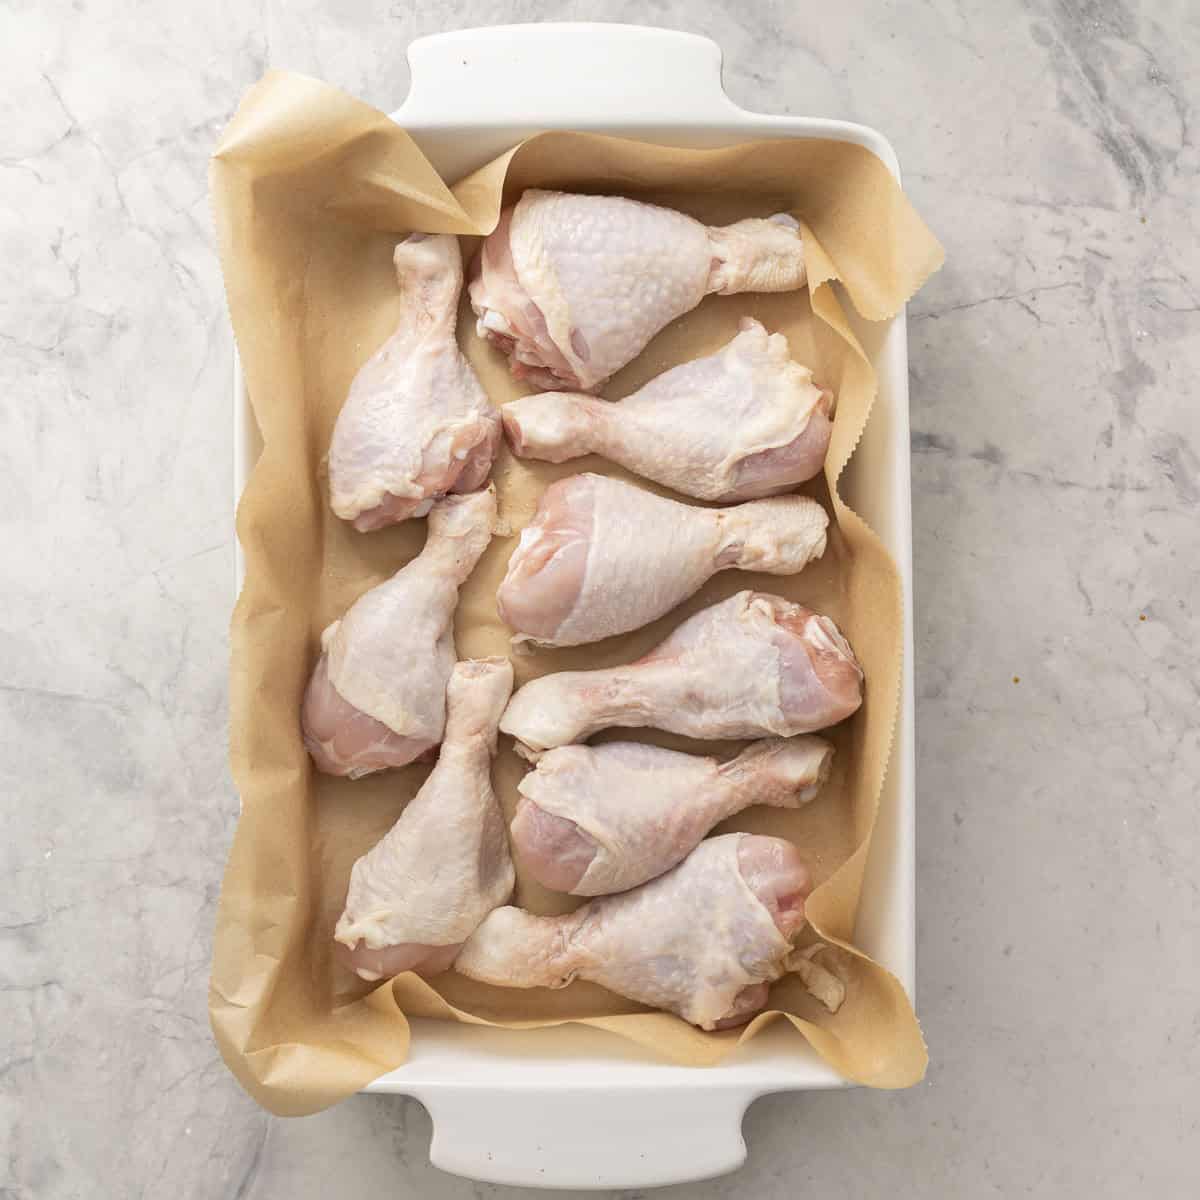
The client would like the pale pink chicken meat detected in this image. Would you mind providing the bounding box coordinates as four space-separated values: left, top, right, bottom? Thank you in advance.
513 735 833 895
499 589 863 755
302 655 434 778
470 190 808 392
329 233 501 531
497 474 828 647
454 832 812 1030
502 318 834 501
301 488 496 777
335 657 515 981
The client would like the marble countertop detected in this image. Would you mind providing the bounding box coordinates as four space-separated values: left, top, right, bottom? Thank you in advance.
3 1 1197 1196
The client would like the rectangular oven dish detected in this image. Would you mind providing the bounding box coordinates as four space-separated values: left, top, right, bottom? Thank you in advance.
229 23 919 1190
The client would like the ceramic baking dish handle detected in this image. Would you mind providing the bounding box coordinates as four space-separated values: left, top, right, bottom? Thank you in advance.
417 1086 755 1188
397 23 746 128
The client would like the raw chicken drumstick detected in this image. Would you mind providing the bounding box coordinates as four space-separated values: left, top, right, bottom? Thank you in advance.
329 233 501 532
470 190 808 392
455 833 811 1030
335 657 515 981
513 735 834 895
302 488 496 777
502 318 833 501
511 734 830 897
500 589 862 756
497 473 828 647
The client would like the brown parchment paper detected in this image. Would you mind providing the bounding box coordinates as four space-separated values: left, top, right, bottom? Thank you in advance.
210 71 944 1116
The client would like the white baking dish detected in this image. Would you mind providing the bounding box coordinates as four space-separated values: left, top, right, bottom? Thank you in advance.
232 23 915 1189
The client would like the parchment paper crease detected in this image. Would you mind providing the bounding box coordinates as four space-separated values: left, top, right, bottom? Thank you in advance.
210 71 943 1116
